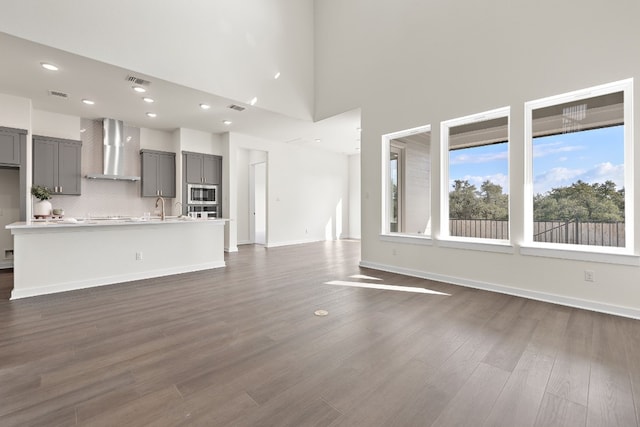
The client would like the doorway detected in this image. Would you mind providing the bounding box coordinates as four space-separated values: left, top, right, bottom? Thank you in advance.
250 161 267 245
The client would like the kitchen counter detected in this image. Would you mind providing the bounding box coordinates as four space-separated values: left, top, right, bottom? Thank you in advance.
7 216 226 230
6 217 228 299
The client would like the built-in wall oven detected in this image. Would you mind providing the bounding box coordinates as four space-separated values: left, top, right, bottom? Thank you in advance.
187 184 219 218
187 184 218 205
187 205 218 219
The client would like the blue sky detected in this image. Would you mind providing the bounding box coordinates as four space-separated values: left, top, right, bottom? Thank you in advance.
449 125 624 195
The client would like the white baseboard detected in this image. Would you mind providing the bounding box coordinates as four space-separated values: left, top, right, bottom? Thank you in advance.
0 260 13 269
266 237 324 248
225 246 239 253
11 261 226 300
359 260 640 320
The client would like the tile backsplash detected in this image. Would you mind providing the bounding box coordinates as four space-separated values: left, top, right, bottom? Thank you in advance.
49 118 171 218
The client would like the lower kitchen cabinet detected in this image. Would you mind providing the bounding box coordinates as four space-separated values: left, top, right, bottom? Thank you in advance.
141 149 176 198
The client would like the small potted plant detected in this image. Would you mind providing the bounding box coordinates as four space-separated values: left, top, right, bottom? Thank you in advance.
31 185 52 218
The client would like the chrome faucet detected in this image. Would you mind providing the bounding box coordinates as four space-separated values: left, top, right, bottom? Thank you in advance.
155 197 166 220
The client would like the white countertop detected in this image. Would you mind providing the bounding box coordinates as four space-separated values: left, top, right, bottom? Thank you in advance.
6 216 228 230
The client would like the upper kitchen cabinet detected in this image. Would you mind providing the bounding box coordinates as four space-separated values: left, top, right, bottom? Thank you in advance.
140 150 176 198
0 126 26 166
184 152 221 184
33 135 82 195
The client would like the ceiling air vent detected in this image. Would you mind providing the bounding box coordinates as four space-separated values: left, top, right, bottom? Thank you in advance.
48 90 69 99
126 74 151 86
228 104 246 112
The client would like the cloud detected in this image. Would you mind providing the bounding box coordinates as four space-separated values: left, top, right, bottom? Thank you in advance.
450 150 507 165
533 141 584 158
581 162 624 188
533 162 624 194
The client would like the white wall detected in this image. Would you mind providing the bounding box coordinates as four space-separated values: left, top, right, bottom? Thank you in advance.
140 127 175 152
236 148 250 244
348 153 361 239
224 132 350 250
0 0 315 121
32 110 80 140
315 0 640 317
179 128 223 155
0 93 31 130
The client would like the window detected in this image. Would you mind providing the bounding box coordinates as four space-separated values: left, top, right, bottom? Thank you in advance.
382 125 431 236
441 107 510 242
524 79 633 252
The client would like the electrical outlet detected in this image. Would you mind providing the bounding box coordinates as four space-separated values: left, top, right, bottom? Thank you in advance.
136 252 143 261
584 270 595 282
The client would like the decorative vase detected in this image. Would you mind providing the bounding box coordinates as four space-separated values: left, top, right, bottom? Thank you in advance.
34 200 52 218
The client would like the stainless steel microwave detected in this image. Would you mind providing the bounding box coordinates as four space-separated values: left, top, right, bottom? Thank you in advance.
187 184 218 205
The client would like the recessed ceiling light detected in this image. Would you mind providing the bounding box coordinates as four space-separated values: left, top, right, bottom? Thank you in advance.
146 112 157 118
222 120 232 125
80 128 87 133
41 62 59 71
126 136 132 142
142 97 154 103
356 127 361 132
315 139 321 143
274 72 281 79
81 99 95 105
133 86 146 93
200 103 211 110
249 97 258 106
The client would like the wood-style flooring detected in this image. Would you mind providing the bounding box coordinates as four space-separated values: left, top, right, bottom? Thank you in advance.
1 240 639 426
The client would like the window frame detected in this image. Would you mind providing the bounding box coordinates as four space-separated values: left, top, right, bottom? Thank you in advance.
439 106 512 248
523 78 635 259
380 124 432 241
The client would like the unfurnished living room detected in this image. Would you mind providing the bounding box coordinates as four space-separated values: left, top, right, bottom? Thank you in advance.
1 1 640 426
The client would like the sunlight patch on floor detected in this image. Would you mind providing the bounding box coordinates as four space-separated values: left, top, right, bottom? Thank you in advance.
349 274 383 281
325 280 450 296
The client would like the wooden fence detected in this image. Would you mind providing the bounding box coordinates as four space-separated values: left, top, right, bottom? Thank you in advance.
449 219 625 247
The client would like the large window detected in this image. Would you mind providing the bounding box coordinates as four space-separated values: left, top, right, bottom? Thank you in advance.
525 79 633 252
382 125 431 236
441 107 510 242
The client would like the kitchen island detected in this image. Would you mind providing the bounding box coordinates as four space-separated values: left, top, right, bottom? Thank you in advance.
6 217 226 299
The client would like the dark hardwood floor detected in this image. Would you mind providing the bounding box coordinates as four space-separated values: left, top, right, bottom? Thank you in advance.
1 240 639 426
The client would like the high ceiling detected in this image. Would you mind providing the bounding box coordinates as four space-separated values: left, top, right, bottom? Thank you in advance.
0 26 361 154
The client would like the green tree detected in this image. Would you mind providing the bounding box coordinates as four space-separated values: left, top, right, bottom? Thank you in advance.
478 180 508 220
533 180 624 222
449 180 481 219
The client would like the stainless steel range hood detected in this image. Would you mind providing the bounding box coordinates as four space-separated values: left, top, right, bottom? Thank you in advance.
86 119 140 181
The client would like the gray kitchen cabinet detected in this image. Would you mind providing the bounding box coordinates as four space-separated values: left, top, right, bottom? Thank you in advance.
184 151 221 184
141 150 176 198
0 126 25 166
33 135 82 195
